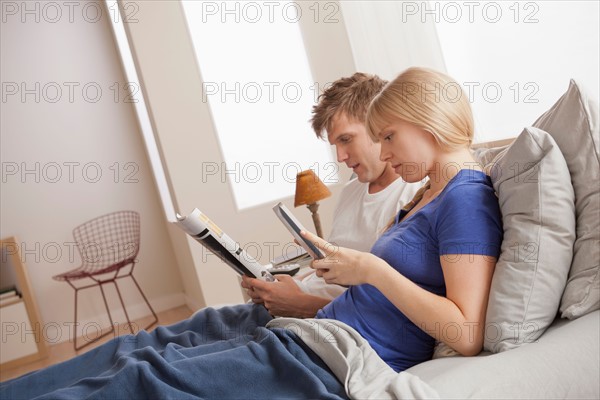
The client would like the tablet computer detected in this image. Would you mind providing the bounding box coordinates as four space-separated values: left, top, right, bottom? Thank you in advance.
272 202 325 260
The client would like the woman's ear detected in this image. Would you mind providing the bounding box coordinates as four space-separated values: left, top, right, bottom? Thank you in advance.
423 128 442 148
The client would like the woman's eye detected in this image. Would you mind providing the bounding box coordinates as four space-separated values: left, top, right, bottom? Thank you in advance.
384 134 393 141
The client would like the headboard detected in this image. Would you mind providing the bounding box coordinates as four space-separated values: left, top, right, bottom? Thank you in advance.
471 137 515 150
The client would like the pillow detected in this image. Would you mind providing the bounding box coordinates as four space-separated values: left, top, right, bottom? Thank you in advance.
532 80 600 319
472 144 509 168
483 127 576 353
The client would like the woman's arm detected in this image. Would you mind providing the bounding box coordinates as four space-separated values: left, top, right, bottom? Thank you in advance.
367 253 495 356
303 230 496 356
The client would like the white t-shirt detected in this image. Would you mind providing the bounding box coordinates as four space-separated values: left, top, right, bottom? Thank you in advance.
295 177 423 299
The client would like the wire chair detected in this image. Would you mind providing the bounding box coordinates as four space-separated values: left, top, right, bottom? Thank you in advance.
52 211 158 351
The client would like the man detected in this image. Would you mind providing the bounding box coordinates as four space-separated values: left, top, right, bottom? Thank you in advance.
241 72 422 317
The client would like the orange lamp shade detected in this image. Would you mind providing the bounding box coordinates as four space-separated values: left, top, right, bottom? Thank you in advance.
294 170 331 207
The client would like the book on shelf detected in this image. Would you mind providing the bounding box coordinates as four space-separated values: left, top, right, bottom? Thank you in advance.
0 288 19 300
0 288 22 308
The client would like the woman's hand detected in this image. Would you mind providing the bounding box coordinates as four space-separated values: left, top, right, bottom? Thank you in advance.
300 230 381 286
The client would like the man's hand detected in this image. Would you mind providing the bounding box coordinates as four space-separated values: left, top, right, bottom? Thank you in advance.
240 275 330 318
241 274 265 304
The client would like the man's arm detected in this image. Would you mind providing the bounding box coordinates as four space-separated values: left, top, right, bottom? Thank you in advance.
241 275 331 318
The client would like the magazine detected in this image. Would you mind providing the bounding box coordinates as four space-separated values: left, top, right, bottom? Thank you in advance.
175 209 275 281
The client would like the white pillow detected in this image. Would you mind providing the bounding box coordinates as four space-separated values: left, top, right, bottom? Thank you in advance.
532 80 600 319
483 127 576 353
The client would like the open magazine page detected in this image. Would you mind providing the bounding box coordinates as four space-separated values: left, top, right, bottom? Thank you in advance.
174 209 275 282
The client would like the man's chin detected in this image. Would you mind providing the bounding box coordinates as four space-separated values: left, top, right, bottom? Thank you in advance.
355 173 370 183
401 174 424 183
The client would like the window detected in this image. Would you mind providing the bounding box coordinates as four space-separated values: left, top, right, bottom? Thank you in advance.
182 1 337 210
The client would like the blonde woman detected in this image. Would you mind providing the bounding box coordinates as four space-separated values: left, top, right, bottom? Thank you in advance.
302 67 503 372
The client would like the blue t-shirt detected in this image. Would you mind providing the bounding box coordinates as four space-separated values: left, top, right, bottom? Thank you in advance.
316 169 503 372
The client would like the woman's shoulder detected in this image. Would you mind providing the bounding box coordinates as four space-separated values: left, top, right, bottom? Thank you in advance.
444 169 493 193
438 169 497 208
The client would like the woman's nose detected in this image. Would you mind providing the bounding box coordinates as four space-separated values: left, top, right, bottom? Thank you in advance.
379 146 390 162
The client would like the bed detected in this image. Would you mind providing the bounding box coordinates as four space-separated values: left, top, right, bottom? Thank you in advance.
1 80 598 399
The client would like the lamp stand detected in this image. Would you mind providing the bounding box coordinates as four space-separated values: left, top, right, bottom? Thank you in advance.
306 202 323 238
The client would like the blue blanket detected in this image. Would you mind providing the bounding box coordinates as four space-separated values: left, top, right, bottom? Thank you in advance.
1 305 347 399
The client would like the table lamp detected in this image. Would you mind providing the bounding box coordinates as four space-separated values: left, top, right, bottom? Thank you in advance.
294 170 332 238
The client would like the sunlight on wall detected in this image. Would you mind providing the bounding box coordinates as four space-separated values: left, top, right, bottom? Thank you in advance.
433 0 599 142
182 1 337 210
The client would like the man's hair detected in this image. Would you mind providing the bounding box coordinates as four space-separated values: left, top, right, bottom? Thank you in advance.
310 72 388 139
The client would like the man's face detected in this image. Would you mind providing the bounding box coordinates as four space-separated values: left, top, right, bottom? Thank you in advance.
327 113 387 183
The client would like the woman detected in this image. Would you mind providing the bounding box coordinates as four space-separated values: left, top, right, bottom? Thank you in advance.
303 66 503 372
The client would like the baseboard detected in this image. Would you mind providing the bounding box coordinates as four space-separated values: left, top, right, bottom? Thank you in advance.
183 294 204 314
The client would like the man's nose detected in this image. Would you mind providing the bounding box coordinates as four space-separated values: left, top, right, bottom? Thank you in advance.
336 147 348 163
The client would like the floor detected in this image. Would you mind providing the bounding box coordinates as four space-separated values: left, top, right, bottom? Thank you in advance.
0 305 194 382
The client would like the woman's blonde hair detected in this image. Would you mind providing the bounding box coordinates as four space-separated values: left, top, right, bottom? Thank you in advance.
366 67 474 151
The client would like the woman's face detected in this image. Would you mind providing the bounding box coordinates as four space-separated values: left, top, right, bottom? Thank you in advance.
377 119 438 183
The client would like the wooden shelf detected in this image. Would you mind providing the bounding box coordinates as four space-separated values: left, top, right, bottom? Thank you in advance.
0 236 48 370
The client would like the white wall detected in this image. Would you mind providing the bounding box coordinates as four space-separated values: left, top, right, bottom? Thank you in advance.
340 1 447 79
0 0 185 344
435 0 600 142
336 1 599 144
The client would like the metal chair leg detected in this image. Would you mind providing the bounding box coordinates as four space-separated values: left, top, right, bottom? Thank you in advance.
112 280 134 333
98 282 116 329
129 274 159 331
73 285 79 351
71 281 115 352
63 268 158 350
